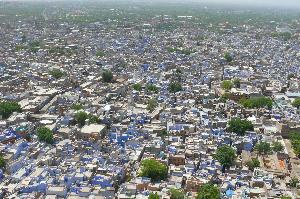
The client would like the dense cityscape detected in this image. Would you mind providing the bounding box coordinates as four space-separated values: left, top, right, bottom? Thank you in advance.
0 0 300 198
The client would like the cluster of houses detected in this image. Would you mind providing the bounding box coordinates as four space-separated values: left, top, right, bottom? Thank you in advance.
0 2 300 199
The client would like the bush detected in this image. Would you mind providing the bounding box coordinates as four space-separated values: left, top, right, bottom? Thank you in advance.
0 101 22 119
289 132 300 156
147 98 158 113
292 98 300 108
196 183 220 199
75 111 88 126
88 114 100 124
133 83 142 91
289 177 299 188
227 118 254 136
240 97 273 109
233 78 241 88
246 158 260 171
72 103 83 110
169 82 182 93
0 155 5 169
96 50 105 57
140 159 168 182
220 93 230 103
149 193 160 199
224 52 233 62
102 70 113 83
147 84 159 93
49 68 65 79
37 127 54 144
170 188 185 199
281 196 292 199
221 80 233 90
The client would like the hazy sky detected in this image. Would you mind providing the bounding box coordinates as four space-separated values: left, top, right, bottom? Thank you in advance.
168 0 300 8
4 0 300 8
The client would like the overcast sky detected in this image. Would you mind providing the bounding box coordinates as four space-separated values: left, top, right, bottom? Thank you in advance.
201 0 300 7
4 0 300 8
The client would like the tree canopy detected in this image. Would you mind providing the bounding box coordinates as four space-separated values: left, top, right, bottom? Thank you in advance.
289 132 300 157
196 183 220 199
169 82 182 93
214 145 236 169
146 84 159 93
169 188 185 199
147 98 158 113
246 158 260 171
75 111 88 126
102 70 113 83
0 101 22 119
232 78 241 88
240 97 273 109
292 98 300 108
221 80 233 90
96 50 105 57
0 155 5 169
49 68 65 79
72 103 83 110
255 141 272 155
140 159 168 182
37 126 54 144
224 52 233 62
227 118 254 136
133 83 142 91
149 192 160 199
75 111 100 126
289 177 299 188
272 141 284 152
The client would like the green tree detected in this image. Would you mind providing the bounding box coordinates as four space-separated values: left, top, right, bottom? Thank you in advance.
224 52 233 62
72 103 83 110
0 101 22 119
133 83 142 91
169 82 182 93
75 111 88 126
233 78 241 88
49 68 65 79
102 70 113 83
289 177 299 188
157 130 168 137
170 188 185 199
292 98 300 109
239 97 273 109
149 192 160 199
289 132 300 156
220 93 230 103
96 50 105 57
147 84 159 93
37 127 54 144
272 141 284 152
227 118 254 136
255 142 272 155
246 158 260 171
147 98 158 113
221 80 233 90
214 145 236 171
140 159 168 182
0 155 5 169
196 183 220 199
88 114 100 124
